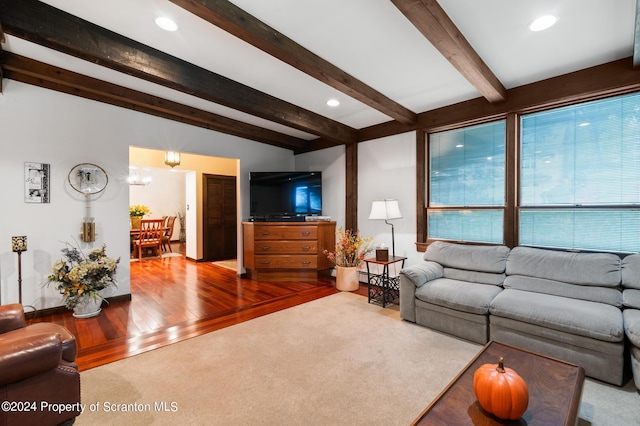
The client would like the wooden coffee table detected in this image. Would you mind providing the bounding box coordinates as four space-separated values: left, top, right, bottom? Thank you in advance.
411 341 585 425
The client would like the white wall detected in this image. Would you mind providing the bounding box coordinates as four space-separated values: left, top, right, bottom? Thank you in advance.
0 81 294 309
0 79 424 310
296 131 423 271
295 145 346 227
129 168 186 241
358 132 422 269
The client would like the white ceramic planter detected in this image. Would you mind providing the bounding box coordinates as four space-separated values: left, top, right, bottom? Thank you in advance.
72 295 103 318
336 266 359 291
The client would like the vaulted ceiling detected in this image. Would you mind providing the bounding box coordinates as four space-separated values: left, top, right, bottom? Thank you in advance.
0 0 637 153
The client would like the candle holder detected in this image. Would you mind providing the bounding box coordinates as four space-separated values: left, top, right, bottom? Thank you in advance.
11 236 27 305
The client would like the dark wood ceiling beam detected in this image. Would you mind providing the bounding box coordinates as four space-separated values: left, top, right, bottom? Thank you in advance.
391 0 507 103
358 57 640 143
634 0 640 69
0 51 307 150
170 0 417 125
0 0 356 143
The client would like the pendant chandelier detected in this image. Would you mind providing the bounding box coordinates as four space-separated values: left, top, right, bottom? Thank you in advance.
164 151 181 168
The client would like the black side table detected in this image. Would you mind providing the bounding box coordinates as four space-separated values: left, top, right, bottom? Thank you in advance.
364 256 406 307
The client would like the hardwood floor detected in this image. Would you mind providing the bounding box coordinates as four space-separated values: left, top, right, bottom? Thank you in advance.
30 243 369 371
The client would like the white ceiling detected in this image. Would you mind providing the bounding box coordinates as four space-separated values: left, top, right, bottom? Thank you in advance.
2 0 636 140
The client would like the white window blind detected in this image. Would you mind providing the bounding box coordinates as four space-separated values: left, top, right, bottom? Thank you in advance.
520 93 640 252
428 121 506 243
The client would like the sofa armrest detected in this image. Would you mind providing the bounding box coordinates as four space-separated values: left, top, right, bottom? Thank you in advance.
0 304 26 334
400 261 444 288
0 333 62 386
399 261 444 322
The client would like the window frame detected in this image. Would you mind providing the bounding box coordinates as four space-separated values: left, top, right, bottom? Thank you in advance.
516 94 640 253
421 93 640 254
426 120 508 245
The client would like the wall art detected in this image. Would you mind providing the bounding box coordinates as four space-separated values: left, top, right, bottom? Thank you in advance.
25 162 50 203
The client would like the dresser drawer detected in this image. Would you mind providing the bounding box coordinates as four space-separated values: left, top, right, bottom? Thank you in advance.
255 241 317 254
255 255 317 269
254 225 317 240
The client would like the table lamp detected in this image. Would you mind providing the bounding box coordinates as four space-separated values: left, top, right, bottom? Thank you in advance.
368 199 402 257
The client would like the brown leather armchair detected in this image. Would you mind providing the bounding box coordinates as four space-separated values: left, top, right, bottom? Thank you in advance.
0 304 81 426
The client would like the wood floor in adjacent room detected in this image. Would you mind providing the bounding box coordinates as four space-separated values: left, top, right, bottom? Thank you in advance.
31 243 368 371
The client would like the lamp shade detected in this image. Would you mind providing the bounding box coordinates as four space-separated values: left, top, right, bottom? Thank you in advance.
368 199 402 220
11 236 27 252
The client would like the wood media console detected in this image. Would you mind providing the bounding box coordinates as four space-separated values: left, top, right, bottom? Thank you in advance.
242 221 336 281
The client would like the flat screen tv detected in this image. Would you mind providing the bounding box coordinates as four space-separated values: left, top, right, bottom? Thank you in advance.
249 171 322 221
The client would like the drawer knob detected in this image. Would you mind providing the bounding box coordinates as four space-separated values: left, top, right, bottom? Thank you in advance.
301 261 311 265
301 245 311 250
261 231 270 235
260 260 271 265
261 246 271 251
301 231 311 236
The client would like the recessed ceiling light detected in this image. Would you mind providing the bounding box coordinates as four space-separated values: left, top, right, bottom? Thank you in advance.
155 17 178 32
529 15 557 32
326 99 340 107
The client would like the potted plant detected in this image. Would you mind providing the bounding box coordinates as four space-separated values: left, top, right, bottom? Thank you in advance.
46 242 120 318
129 204 151 229
323 228 374 291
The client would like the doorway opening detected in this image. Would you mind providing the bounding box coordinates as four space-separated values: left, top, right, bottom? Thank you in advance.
129 146 240 266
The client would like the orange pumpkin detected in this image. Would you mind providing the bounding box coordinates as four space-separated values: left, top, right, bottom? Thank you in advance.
473 357 529 420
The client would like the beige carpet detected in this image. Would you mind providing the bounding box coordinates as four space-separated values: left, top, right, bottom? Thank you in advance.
77 293 640 425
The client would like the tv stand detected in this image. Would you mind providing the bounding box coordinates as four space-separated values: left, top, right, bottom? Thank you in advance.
242 221 336 281
249 216 306 222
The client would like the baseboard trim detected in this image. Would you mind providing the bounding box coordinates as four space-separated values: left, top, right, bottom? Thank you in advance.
24 293 132 319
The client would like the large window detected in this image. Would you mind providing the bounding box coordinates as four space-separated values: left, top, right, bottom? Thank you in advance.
428 121 506 243
520 93 640 252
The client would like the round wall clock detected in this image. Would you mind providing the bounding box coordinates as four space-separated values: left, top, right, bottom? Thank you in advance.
68 163 109 195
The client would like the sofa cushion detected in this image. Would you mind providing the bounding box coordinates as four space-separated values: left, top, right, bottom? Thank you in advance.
490 289 624 342
444 268 506 286
506 246 621 287
424 241 510 276
400 261 443 288
415 278 502 315
622 254 640 290
623 309 640 347
624 289 640 309
503 275 622 307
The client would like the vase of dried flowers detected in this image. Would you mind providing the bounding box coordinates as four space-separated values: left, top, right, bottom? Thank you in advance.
45 242 119 318
323 228 374 292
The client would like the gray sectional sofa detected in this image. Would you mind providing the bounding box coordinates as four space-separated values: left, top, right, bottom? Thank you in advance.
400 241 639 387
622 254 640 390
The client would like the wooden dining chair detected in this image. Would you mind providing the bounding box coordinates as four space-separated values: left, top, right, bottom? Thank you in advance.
132 219 164 261
162 216 177 252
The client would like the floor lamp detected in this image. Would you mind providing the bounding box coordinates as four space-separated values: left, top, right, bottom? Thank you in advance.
11 236 27 305
368 200 402 257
